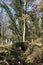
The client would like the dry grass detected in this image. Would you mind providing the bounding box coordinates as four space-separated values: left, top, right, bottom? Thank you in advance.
0 43 12 53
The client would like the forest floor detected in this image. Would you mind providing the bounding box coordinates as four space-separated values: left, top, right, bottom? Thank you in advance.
0 41 43 65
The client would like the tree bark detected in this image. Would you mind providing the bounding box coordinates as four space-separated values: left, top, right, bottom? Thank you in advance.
23 0 26 42
23 19 26 42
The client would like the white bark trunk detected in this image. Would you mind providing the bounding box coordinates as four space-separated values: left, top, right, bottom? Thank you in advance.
23 19 25 42
23 0 26 42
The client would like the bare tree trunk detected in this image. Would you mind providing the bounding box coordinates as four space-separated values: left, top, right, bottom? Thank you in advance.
23 0 26 42
23 19 26 42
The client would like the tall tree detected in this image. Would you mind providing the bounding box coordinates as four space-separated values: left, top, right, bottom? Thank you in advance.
0 0 43 42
